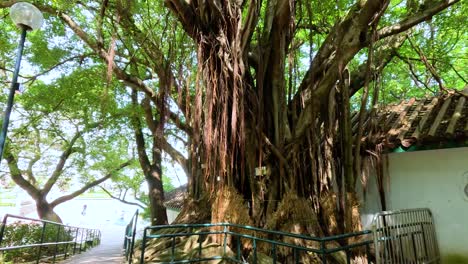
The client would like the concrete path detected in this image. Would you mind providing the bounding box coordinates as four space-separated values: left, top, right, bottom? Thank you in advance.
60 224 126 264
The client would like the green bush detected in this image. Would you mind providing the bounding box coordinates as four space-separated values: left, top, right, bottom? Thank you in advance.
0 221 75 263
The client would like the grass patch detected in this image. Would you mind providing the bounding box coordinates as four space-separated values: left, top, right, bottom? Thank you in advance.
0 202 16 207
79 191 109 198
443 254 468 264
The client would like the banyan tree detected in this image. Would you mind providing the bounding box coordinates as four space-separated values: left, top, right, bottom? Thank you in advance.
159 0 463 261
164 0 460 234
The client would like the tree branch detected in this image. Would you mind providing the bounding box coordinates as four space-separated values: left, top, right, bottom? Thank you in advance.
141 95 157 132
4 148 41 200
378 0 460 40
99 186 146 209
58 12 158 99
349 34 408 96
164 0 197 38
408 37 447 91
50 160 132 207
396 52 436 93
240 0 261 53
160 139 188 176
42 122 101 195
449 63 468 84
41 131 82 194
26 54 94 83
131 90 151 173
169 111 192 136
293 0 391 139
20 126 42 185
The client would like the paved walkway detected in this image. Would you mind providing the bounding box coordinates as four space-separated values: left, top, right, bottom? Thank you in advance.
61 224 126 264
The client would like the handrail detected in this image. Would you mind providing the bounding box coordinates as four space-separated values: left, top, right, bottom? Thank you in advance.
0 214 101 264
138 223 373 263
123 209 139 264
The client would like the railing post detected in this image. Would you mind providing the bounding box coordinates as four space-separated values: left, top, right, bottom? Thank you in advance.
93 229 97 246
139 228 147 264
85 229 90 251
236 236 241 261
253 238 257 264
64 227 70 260
95 229 99 246
420 222 429 260
36 222 47 264
373 223 380 264
91 229 94 246
170 236 176 262
73 228 79 255
124 224 128 253
411 232 418 261
223 224 228 256
52 224 62 263
321 240 327 264
198 230 203 259
272 243 277 264
0 215 8 246
365 243 371 263
128 209 139 264
79 228 85 253
293 248 298 264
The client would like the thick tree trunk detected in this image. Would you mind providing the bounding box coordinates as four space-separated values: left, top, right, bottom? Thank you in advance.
36 199 62 223
145 166 168 226
131 90 169 226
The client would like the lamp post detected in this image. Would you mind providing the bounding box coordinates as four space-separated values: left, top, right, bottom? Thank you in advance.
0 2 43 161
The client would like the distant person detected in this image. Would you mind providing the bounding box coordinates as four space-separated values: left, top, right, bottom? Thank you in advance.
81 204 87 216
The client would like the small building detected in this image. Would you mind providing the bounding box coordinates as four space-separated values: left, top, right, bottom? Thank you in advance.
164 184 187 223
357 89 468 262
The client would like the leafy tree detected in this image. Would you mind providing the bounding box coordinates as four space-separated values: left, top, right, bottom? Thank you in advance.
0 65 133 222
0 1 187 225
0 14 134 221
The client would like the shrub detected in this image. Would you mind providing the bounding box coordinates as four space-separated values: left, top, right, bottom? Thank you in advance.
0 221 74 263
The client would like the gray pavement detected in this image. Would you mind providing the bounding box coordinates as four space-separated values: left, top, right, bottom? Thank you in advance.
60 225 126 264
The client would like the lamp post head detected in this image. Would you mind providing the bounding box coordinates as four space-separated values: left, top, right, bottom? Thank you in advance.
10 2 43 31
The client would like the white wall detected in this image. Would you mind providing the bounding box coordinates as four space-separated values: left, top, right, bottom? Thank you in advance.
167 208 180 223
359 147 468 260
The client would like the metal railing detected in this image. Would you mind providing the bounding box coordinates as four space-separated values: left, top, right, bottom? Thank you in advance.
372 208 440 264
138 223 374 263
0 214 101 264
124 209 139 264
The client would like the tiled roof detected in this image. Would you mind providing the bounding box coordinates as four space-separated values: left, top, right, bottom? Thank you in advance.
355 89 468 149
164 184 187 210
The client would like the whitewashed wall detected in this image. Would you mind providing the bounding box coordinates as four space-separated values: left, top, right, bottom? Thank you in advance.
359 147 468 260
167 208 181 223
